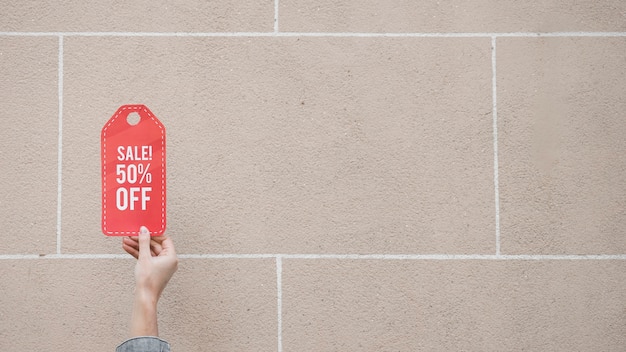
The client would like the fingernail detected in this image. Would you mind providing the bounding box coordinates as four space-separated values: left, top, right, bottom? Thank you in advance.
140 226 149 235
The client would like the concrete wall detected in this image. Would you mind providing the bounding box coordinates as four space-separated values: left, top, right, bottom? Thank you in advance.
1 1 625 351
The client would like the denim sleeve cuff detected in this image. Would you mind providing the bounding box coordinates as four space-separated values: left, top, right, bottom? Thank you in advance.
116 336 171 352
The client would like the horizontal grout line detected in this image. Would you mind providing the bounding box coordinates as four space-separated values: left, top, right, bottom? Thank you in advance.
0 254 129 259
0 31 625 38
180 254 278 259
278 31 626 38
279 254 626 260
2 254 626 260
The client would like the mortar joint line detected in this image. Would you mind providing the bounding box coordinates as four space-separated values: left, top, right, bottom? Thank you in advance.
276 255 283 352
56 34 64 255
1 31 626 38
491 36 501 257
274 0 279 33
3 253 626 260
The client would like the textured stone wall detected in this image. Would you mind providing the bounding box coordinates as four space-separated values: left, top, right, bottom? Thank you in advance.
1 1 625 351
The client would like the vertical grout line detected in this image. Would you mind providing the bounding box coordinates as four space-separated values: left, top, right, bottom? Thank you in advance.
274 0 279 33
56 35 64 255
276 256 283 352
491 36 501 256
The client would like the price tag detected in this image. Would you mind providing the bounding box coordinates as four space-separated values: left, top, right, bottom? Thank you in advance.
101 105 166 236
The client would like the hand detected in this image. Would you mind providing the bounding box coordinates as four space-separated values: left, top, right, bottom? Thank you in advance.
123 226 178 302
122 226 178 337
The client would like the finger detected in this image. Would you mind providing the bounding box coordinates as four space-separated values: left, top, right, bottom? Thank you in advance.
150 236 166 244
123 237 139 252
122 242 139 259
150 240 163 256
124 236 139 247
138 226 151 260
126 234 163 257
129 237 161 257
160 236 177 256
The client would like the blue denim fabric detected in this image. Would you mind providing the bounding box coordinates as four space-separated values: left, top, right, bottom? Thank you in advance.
116 336 171 352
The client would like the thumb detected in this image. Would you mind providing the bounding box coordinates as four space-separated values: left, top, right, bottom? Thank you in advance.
138 226 151 259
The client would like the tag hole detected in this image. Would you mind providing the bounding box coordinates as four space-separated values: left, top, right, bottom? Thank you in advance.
126 112 141 126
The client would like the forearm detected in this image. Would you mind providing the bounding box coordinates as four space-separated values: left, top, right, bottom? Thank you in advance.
130 289 159 337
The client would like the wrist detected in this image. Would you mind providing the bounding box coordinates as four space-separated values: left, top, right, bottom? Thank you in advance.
134 287 159 307
130 288 159 337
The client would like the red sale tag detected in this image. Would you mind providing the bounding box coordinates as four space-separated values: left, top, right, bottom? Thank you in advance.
101 105 166 236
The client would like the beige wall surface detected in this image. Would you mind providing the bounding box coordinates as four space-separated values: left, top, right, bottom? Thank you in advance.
1 1 625 351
